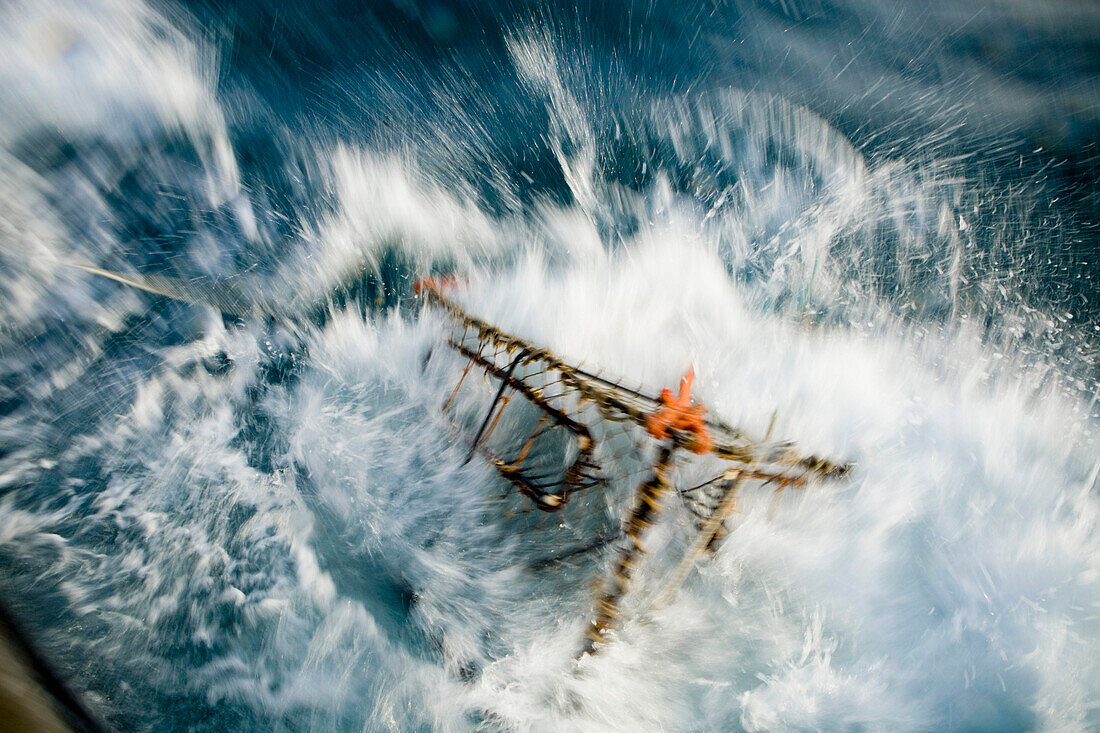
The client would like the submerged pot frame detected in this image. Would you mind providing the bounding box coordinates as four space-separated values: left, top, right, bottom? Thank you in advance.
418 280 851 656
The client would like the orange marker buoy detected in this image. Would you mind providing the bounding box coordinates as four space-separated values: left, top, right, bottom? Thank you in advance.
413 275 462 296
644 367 713 454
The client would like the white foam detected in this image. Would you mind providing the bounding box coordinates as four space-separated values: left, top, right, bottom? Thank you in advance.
0 0 252 216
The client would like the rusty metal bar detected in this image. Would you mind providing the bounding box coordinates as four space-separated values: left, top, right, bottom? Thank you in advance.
582 441 677 655
650 469 745 611
464 349 526 465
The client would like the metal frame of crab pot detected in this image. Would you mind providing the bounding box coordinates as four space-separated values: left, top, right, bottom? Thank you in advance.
416 279 851 657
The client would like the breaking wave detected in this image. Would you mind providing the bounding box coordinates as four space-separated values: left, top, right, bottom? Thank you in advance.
0 1 1097 730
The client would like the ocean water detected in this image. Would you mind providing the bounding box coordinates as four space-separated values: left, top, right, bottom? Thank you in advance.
0 1 1098 730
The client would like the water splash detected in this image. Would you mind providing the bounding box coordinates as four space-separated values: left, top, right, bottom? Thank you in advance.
0 1 1097 731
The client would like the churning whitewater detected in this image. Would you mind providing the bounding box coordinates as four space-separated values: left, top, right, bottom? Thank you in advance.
0 0 1097 730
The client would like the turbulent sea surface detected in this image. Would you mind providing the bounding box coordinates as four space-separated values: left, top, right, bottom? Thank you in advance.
1 1 1098 730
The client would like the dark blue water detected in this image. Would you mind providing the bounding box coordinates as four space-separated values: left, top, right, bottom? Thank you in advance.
1 1 1097 730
